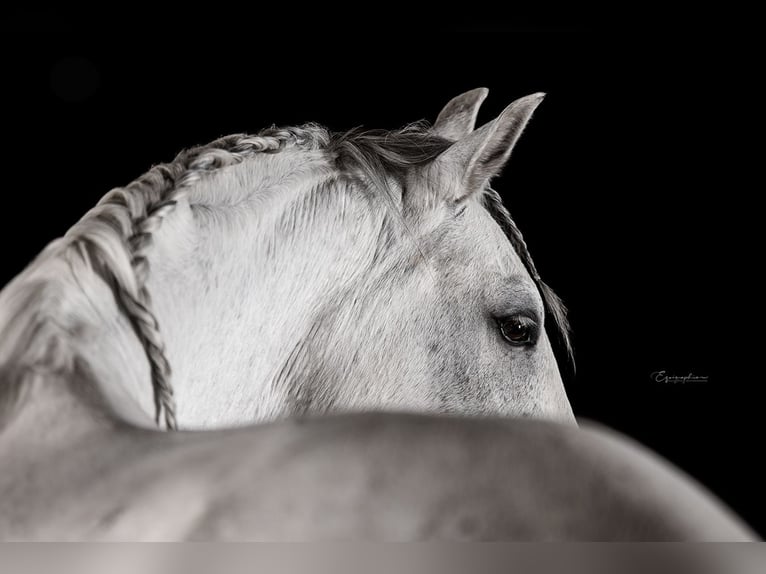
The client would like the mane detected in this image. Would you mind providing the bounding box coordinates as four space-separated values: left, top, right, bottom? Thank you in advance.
0 121 572 430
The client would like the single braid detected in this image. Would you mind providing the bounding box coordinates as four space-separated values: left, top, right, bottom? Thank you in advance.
483 187 542 281
119 196 187 430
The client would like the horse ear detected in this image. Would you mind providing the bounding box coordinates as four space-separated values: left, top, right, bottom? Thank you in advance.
433 93 545 204
432 87 489 140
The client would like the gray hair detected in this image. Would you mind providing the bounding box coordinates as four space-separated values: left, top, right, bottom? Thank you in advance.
1 122 571 430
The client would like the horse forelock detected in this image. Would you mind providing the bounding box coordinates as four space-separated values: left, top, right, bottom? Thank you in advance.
0 120 571 429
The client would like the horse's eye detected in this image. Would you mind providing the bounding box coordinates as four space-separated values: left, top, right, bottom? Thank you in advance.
497 315 538 346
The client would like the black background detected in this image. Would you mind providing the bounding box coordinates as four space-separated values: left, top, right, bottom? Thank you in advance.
2 12 760 536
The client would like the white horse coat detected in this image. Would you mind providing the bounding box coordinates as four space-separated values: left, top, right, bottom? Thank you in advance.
0 89 755 541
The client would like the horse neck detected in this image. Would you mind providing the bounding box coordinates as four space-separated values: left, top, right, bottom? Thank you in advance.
0 147 389 433
144 157 387 428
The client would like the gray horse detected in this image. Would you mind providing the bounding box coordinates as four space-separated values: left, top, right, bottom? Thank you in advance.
0 89 755 541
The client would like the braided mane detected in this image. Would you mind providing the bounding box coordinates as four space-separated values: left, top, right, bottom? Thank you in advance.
70 127 334 429
0 122 570 430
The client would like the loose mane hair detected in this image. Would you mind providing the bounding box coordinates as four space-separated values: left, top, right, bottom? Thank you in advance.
0 122 571 430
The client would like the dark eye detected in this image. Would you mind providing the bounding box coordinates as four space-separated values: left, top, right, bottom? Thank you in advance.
497 315 538 347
